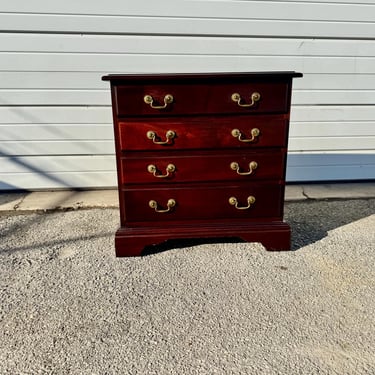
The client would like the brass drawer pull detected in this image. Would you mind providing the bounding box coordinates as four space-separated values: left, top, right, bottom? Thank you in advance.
144 94 174 109
230 161 258 175
229 196 256 210
231 92 260 108
149 199 176 213
147 130 176 145
231 128 260 143
147 163 176 178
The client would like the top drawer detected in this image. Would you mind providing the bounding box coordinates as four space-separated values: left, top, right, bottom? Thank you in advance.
114 82 290 117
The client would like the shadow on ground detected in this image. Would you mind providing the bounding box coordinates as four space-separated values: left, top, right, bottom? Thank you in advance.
1 198 374 256
143 199 375 255
285 198 374 250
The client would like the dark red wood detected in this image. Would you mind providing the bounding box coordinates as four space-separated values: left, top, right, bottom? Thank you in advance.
122 183 283 223
121 149 286 185
114 221 291 257
102 71 302 83
114 82 289 116
102 71 302 257
118 115 289 151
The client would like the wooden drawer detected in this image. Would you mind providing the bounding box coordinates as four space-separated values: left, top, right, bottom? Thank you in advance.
118 115 288 151
122 183 283 223
115 81 289 117
121 150 285 185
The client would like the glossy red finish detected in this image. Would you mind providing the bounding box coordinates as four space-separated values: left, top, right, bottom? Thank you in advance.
122 183 283 223
118 115 289 151
114 221 291 257
121 150 286 185
102 71 302 256
115 82 289 116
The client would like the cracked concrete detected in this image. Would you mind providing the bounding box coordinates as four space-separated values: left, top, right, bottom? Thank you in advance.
12 194 26 210
286 183 375 201
302 186 310 200
0 183 374 212
302 183 375 200
0 193 26 211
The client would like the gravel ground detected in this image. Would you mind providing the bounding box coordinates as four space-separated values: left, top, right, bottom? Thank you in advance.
0 199 374 375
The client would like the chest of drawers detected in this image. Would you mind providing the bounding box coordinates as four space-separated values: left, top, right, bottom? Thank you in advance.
102 72 302 256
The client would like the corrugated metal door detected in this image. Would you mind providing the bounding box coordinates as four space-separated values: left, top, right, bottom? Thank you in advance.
1 0 374 189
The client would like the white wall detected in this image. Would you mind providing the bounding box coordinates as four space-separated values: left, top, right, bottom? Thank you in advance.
1 0 374 189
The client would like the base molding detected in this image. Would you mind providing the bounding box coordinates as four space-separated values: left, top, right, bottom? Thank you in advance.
114 221 291 257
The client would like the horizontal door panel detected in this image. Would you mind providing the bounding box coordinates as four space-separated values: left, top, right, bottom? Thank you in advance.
2 35 375 58
1 14 372 39
2 1 373 22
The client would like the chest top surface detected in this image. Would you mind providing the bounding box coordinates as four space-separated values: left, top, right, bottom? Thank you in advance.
102 71 302 82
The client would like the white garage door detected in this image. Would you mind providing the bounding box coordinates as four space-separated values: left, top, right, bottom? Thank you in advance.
1 0 374 189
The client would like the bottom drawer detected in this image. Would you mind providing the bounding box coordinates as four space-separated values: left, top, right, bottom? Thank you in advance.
122 183 283 222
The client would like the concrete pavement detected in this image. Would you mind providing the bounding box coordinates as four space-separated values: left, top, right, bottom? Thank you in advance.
0 182 375 212
1 183 375 374
1 199 374 374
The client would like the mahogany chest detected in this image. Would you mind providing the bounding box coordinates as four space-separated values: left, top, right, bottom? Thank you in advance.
102 72 302 256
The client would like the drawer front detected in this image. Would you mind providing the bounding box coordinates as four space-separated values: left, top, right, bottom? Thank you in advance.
121 150 285 185
122 183 283 223
118 115 288 151
115 82 289 117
